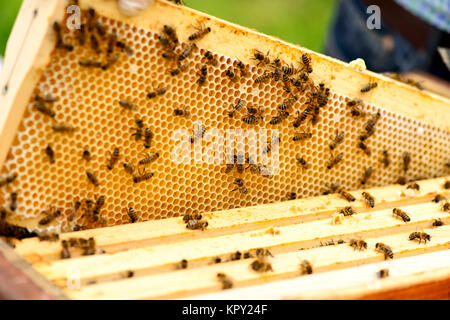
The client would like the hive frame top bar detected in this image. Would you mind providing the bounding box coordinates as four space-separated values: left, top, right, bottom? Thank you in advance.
1 0 450 170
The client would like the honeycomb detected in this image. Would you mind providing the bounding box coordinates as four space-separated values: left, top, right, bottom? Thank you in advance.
1 11 450 233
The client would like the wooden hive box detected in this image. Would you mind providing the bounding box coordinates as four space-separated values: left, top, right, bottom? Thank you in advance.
0 0 449 299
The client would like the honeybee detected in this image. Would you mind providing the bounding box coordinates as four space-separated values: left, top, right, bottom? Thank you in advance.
158 34 176 51
236 60 249 77
107 148 120 170
38 206 61 226
278 96 298 111
293 132 312 142
361 166 373 185
186 218 209 230
403 152 411 172
178 43 197 61
82 149 91 161
0 207 6 220
252 49 270 67
432 194 447 203
235 154 246 174
242 113 263 125
357 142 371 156
52 124 76 133
327 152 343 169
250 258 273 273
188 22 211 41
262 135 280 155
361 112 381 140
139 152 159 165
177 259 188 269
225 68 240 82
444 181 450 189
361 191 375 208
432 219 443 227
255 248 273 258
86 8 96 31
119 100 137 111
174 105 190 117
130 118 144 141
34 102 56 118
300 53 312 72
287 192 297 200
162 25 178 45
162 51 177 60
329 131 345 150
89 34 101 54
217 273 233 290
93 195 105 216
127 207 138 223
35 94 58 103
322 182 340 195
116 40 133 56
381 150 390 168
442 202 450 212
107 31 117 55
101 53 119 70
375 242 394 260
144 128 154 148
227 99 245 118
169 62 189 76
340 190 356 202
82 237 96 256
392 208 411 222
204 51 218 66
68 200 81 222
123 161 135 175
0 174 17 188
230 251 242 261
133 168 154 183
300 260 313 275
79 59 103 68
407 182 420 191
94 21 107 40
293 107 312 128
269 111 289 125
340 206 355 216
316 84 330 107
76 24 86 46
61 240 71 259
361 82 378 93
377 269 389 279
296 157 309 170
9 192 18 212
147 86 167 99
197 65 208 86
86 171 100 187
53 22 73 51
409 232 431 244
232 178 248 195
45 145 55 164
37 232 60 242
349 239 367 251
271 67 282 82
397 176 407 185
254 71 271 84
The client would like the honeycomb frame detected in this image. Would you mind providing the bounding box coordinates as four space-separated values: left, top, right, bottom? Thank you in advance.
0 0 449 233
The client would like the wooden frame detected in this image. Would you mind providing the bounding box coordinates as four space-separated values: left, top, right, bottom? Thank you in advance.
0 0 449 299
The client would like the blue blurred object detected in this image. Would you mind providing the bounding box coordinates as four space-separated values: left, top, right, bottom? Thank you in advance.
325 0 450 80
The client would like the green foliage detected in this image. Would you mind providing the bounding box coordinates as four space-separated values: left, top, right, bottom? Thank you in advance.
0 0 336 56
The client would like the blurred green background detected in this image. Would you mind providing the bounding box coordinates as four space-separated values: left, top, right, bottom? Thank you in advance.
0 0 337 57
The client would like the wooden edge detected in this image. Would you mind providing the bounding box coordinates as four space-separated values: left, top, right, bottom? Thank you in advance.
186 250 450 300
0 239 68 299
78 0 450 131
13 175 450 259
0 0 64 168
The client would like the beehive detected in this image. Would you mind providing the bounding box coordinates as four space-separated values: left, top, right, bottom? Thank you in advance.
0 0 449 300
0 0 449 234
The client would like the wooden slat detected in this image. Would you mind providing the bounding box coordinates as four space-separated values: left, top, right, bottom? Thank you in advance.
34 202 449 287
15 176 450 263
189 250 450 300
64 227 450 299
